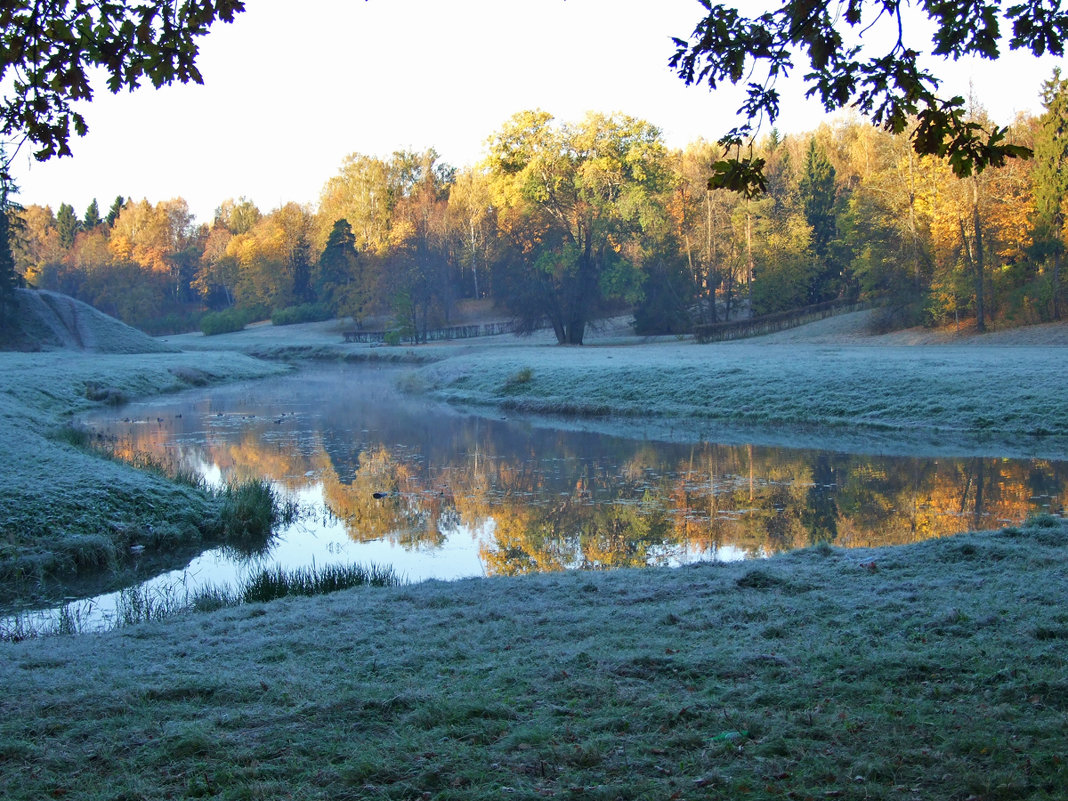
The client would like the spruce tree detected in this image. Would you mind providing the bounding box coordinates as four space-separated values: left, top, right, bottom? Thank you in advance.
56 202 79 248
105 196 125 227
1033 69 1068 319
0 160 20 335
83 198 102 229
317 219 363 320
799 140 839 303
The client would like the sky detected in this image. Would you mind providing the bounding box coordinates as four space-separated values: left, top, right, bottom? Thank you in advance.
6 0 1066 224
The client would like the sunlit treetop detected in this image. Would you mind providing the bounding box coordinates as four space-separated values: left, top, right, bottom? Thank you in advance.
0 1 246 162
670 0 1060 196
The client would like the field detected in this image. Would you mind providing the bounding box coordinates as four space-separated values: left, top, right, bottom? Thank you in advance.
1 308 1067 800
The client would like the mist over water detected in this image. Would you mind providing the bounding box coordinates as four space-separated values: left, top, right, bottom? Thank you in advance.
26 363 1065 629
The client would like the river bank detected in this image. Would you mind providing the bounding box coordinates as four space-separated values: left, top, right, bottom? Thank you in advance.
2 514 1066 800
168 311 1068 459
0 350 287 597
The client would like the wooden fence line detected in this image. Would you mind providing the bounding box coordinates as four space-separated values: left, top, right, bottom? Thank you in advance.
344 320 516 344
693 300 872 344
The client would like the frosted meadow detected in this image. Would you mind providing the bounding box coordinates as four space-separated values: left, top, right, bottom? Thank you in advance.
1 308 1067 800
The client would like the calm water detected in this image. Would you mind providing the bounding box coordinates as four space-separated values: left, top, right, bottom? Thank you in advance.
16 364 1068 629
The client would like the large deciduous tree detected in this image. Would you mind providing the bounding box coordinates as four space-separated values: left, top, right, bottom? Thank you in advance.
487 110 669 345
670 0 1047 195
0 0 245 161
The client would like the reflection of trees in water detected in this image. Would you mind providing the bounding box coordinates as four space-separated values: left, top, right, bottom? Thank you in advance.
228 438 1068 566
320 446 451 548
478 492 677 576
100 411 1068 571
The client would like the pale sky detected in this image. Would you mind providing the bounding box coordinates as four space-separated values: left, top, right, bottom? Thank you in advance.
6 0 1065 224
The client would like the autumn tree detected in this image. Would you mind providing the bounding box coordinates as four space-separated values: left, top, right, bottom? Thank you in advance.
13 204 63 286
385 150 455 341
447 166 497 300
318 154 393 255
231 203 314 312
669 141 747 324
487 111 670 344
192 199 260 309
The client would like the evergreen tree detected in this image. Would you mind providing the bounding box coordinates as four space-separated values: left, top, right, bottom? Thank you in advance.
56 202 79 248
83 198 102 229
799 139 839 303
317 219 365 321
1033 68 1068 319
105 196 125 227
0 159 20 334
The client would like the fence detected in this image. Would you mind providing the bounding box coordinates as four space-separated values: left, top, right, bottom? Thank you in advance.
693 300 872 344
343 320 516 344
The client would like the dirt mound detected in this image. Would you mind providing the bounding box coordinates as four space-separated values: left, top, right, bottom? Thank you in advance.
3 289 177 353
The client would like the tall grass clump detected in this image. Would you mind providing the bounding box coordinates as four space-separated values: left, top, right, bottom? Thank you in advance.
115 584 188 626
238 562 403 604
218 479 281 553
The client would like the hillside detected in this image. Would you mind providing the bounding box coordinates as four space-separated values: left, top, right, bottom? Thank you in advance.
2 289 177 354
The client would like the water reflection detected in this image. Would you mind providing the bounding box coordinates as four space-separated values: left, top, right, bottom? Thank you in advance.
78 365 1066 582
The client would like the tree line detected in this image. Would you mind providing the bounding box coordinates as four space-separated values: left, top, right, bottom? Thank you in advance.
7 75 1068 342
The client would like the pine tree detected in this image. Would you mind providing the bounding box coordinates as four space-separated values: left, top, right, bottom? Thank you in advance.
56 202 79 248
799 139 839 303
105 196 125 227
0 159 20 334
317 219 364 321
83 198 102 229
1033 68 1068 319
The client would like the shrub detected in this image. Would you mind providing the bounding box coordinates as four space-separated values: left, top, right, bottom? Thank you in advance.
140 310 202 336
271 303 333 326
200 308 251 336
503 367 534 391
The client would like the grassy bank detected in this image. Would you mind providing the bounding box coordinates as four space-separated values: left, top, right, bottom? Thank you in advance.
1 515 1066 800
0 351 288 597
413 340 1068 458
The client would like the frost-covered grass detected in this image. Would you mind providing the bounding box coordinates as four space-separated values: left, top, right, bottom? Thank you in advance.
414 339 1068 458
1 516 1066 800
0 351 288 595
